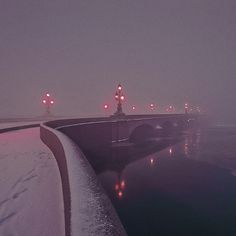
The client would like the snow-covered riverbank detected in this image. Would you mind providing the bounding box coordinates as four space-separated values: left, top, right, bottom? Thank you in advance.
0 128 64 236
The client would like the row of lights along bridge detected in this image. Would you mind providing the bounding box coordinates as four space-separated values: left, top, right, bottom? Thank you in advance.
42 84 201 116
106 84 200 116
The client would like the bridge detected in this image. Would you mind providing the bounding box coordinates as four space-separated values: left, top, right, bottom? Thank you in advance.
44 113 199 149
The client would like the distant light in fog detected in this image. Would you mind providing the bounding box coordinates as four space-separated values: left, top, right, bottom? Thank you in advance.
150 158 154 164
150 103 155 111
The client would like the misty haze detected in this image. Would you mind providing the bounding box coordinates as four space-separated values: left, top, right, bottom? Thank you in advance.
1 1 236 236
0 0 235 123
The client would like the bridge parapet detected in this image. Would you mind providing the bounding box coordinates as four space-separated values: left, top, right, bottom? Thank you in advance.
46 114 199 149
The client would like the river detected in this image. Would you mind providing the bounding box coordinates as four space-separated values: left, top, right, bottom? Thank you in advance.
86 126 236 236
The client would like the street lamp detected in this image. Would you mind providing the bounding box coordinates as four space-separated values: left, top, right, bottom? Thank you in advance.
42 92 54 115
184 103 188 114
167 105 174 113
114 84 125 117
150 103 155 111
196 106 201 114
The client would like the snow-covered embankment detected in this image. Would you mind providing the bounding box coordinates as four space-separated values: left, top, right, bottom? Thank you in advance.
0 128 64 236
40 123 127 236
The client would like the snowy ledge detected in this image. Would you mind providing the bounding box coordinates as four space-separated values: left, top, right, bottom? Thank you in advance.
40 123 127 236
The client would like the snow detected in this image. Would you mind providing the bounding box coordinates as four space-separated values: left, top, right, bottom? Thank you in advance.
0 128 64 236
44 126 127 236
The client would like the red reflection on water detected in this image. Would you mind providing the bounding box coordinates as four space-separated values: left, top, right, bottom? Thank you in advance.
115 184 119 191
118 191 123 198
121 180 125 189
115 178 126 199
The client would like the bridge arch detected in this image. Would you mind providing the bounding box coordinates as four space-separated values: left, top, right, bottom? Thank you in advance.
172 119 186 130
129 124 155 144
160 120 174 134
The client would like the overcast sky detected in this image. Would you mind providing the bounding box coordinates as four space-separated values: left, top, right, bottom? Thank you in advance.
0 0 235 123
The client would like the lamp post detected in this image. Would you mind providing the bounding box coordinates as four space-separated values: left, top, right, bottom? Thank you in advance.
150 103 155 111
114 84 125 117
184 103 188 114
167 105 174 113
42 93 54 115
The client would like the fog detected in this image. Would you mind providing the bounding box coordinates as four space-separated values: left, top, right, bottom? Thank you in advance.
0 0 235 123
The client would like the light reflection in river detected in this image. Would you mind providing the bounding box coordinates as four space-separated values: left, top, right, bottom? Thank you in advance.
95 127 236 236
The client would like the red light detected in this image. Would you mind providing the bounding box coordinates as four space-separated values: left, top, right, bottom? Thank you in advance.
115 184 119 191
121 180 125 189
104 104 108 109
118 191 123 198
121 95 124 100
118 85 122 91
50 100 54 104
132 106 136 110
43 100 46 104
150 103 155 110
46 93 50 97
167 105 174 112
150 158 154 164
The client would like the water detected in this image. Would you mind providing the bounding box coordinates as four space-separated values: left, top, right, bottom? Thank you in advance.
85 127 236 236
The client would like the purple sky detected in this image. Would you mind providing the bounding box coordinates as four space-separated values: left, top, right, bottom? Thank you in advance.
0 0 235 123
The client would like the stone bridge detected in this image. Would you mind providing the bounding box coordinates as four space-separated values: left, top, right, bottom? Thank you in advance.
45 114 200 151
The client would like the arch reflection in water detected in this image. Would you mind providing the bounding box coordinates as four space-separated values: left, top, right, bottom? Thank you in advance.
95 128 236 236
82 134 182 202
183 129 202 158
83 134 181 175
184 137 189 156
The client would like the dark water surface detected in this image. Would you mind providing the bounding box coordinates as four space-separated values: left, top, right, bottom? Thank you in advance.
87 127 236 236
